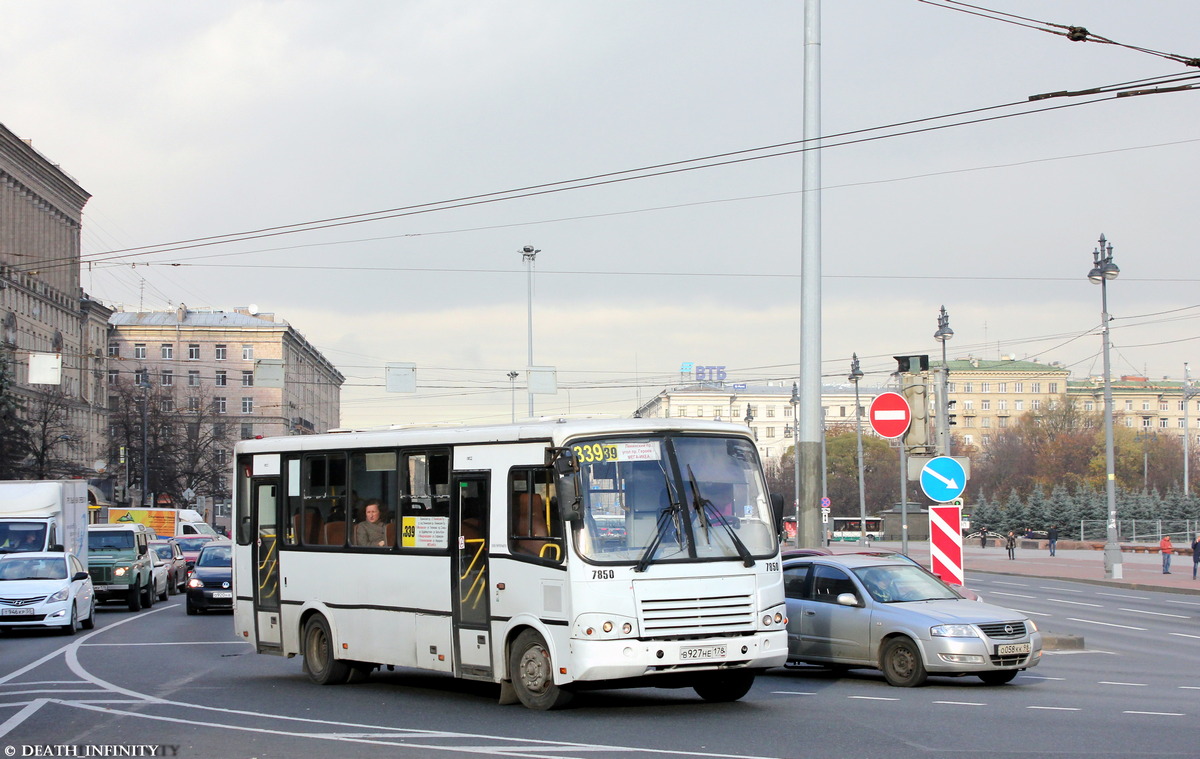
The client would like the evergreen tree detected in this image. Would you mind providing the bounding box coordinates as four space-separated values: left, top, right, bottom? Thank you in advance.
1046 485 1075 531
970 493 998 534
1002 489 1027 532
1026 483 1052 531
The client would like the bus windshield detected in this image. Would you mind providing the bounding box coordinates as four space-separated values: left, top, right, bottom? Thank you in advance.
570 434 777 566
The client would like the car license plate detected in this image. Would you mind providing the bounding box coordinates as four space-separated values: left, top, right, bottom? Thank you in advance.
211 591 233 599
1 608 35 616
996 643 1030 656
679 644 726 661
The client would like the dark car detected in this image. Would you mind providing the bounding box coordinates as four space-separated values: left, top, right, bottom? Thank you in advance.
148 539 187 595
185 542 232 615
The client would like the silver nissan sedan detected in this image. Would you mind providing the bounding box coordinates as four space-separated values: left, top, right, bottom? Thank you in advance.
783 554 1042 686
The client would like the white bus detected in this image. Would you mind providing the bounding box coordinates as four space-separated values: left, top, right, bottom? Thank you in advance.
232 417 788 709
830 517 882 542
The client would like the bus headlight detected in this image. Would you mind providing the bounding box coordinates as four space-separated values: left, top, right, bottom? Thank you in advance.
575 614 637 640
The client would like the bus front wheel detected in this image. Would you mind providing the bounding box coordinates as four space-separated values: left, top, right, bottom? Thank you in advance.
693 671 755 702
303 615 352 685
509 630 572 710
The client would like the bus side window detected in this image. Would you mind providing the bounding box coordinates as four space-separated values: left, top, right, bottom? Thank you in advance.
509 468 562 563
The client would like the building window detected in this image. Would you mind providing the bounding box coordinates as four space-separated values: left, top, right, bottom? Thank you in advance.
107 343 119 357
1031 382 1041 393
963 382 973 393
963 400 974 410
188 396 199 412
1048 382 1059 393
215 371 227 387
998 400 1008 411
188 344 200 360
982 418 991 428
1142 417 1153 428
981 400 991 411
981 383 991 393
1160 418 1170 428
161 344 173 359
998 383 1007 393
1180 417 1188 429
161 397 174 412
188 370 200 387
765 427 776 438
161 370 173 387
241 423 253 439
1015 400 1024 411
242 370 254 387
1159 401 1168 412
963 434 974 446
242 397 254 414
134 369 148 385
215 449 228 466
998 416 1008 428
214 397 227 414
981 434 990 445
947 382 956 393
1179 400 1187 412
107 369 119 385
108 395 119 411
215 344 227 361
784 406 792 418
1125 400 1134 411
1032 399 1042 411
1124 417 1133 427
242 345 254 361
134 344 146 359
766 406 776 418
1142 400 1151 411
1085 401 1095 412
1013 382 1023 393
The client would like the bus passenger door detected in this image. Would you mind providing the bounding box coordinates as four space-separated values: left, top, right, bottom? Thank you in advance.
252 478 282 649
453 472 492 679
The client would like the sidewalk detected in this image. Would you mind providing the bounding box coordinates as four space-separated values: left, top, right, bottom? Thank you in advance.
866 540 1200 595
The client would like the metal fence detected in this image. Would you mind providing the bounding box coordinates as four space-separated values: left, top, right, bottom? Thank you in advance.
1077 520 1199 543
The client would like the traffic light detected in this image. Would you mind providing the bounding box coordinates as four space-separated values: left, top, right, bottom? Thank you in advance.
895 355 931 453
947 399 957 427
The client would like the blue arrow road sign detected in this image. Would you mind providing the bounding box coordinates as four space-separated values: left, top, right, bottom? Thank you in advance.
920 456 967 503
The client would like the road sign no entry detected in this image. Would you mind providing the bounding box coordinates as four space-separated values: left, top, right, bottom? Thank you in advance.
868 392 911 438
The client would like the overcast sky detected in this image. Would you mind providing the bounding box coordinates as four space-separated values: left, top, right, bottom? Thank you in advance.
4 1 1199 428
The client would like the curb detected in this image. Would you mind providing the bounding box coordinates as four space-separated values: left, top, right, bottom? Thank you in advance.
1041 632 1084 651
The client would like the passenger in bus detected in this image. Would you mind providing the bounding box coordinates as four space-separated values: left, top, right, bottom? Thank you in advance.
354 500 388 547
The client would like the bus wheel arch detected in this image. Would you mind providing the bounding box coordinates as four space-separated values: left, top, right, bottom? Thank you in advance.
301 612 352 685
507 628 573 710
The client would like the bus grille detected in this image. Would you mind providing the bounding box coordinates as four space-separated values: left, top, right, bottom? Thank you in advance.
639 594 756 637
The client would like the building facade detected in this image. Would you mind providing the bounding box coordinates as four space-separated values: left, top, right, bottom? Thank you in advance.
1068 375 1200 448
1 122 111 475
942 357 1071 450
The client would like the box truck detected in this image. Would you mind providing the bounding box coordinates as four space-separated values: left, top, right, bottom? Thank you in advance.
107 507 217 538
0 480 90 567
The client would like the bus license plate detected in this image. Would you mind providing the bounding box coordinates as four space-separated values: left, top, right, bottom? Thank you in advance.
211 591 233 599
1 608 35 616
996 643 1030 656
679 645 726 661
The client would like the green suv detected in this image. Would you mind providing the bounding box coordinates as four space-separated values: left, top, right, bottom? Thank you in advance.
87 523 156 611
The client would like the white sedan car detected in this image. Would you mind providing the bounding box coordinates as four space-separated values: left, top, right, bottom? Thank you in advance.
0 552 96 635
784 554 1042 686
149 551 171 603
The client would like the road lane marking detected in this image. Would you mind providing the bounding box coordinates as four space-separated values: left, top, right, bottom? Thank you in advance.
1169 633 1200 640
1096 592 1150 600
993 581 1031 587
0 698 49 739
1066 617 1146 630
1049 598 1103 607
1099 682 1147 687
989 591 1037 599
1118 608 1190 619
1027 706 1080 711
1166 599 1200 606
1009 608 1051 617
848 696 899 701
1180 686 1200 690
1124 711 1184 717
80 641 251 646
1022 676 1065 681
1040 587 1084 593
933 701 985 706
772 691 816 696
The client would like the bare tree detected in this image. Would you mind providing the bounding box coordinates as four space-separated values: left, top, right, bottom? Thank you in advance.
24 386 87 479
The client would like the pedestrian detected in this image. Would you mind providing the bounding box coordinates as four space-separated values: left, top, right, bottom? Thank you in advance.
1005 530 1016 560
1048 524 1058 557
1192 534 1200 581
980 527 988 549
1160 535 1174 574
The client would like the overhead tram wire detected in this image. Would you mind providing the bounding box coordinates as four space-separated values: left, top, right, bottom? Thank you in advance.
917 0 1200 68
23 76 1185 279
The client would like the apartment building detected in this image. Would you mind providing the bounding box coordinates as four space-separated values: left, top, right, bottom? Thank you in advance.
941 356 1070 450
1068 375 1200 447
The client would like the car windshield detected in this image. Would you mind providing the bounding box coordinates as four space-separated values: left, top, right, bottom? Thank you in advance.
175 538 211 551
0 523 47 553
88 532 134 551
0 557 67 581
570 434 777 566
852 564 961 603
151 545 175 560
197 545 231 567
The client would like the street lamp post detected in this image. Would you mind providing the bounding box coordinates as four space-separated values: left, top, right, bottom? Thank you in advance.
849 354 868 546
744 404 756 440
507 371 519 423
521 245 540 418
934 306 954 456
1089 233 1123 580
791 382 801 547
1185 362 1193 495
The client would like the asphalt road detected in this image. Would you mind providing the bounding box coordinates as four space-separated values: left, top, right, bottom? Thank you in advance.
1 577 1197 759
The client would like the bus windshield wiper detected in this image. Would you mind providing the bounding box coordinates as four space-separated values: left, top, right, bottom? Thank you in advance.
635 471 685 573
687 465 755 568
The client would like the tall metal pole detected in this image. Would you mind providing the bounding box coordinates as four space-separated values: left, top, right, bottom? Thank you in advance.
507 371 518 423
140 387 149 508
1090 234 1123 580
850 355 867 546
791 382 801 547
1185 362 1192 495
522 245 539 418
797 0 824 548
934 306 954 456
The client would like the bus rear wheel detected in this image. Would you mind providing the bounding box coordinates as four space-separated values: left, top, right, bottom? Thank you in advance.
509 630 572 710
303 615 351 685
693 671 755 702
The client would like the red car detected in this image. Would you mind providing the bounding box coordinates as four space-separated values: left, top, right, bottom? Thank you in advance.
174 536 216 570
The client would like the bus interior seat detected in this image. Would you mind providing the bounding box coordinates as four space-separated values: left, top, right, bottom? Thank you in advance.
323 520 346 546
385 522 395 546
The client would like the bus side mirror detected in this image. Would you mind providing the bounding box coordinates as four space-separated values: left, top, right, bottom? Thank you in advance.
549 448 582 522
770 493 785 534
238 516 253 546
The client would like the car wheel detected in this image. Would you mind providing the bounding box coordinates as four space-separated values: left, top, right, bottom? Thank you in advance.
693 671 756 702
881 636 928 687
142 578 154 608
157 580 168 602
127 584 142 612
167 572 177 596
509 629 573 710
186 600 198 615
81 598 96 630
978 670 1018 685
61 605 79 636
303 615 352 685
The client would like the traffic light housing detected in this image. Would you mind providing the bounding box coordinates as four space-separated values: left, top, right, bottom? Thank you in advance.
895 355 931 454
947 399 957 427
